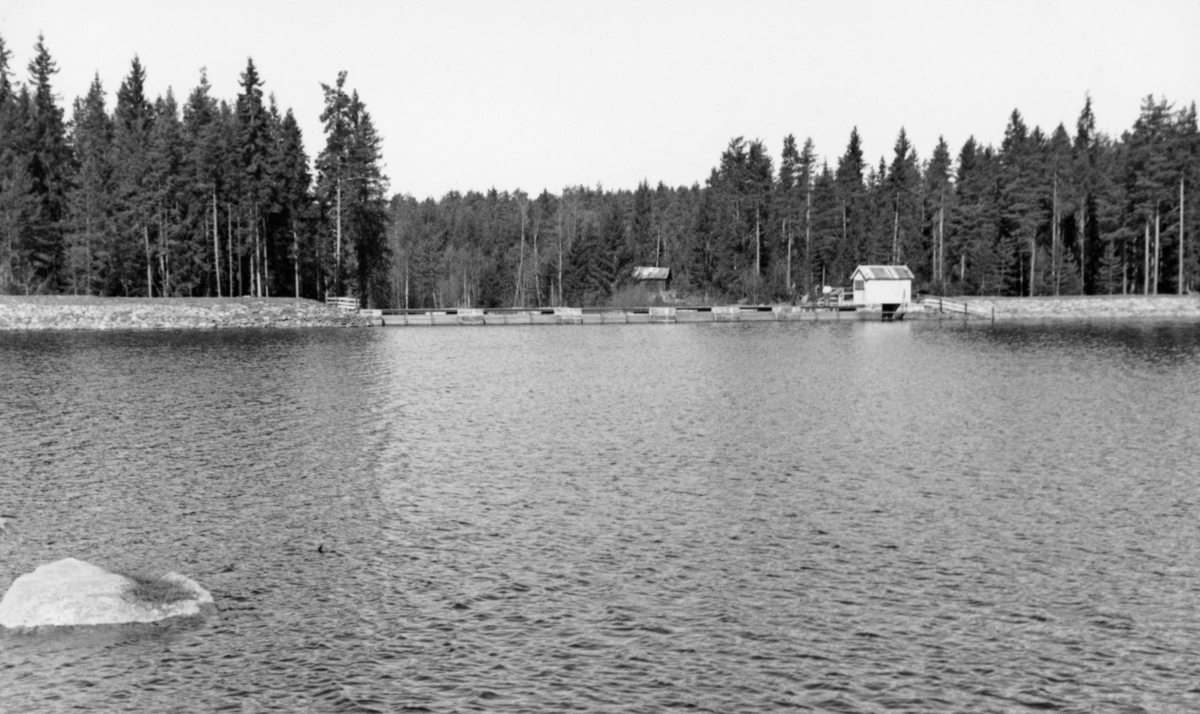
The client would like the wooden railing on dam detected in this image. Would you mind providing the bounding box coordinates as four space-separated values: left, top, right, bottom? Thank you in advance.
377 305 878 326
917 295 994 321
325 296 361 312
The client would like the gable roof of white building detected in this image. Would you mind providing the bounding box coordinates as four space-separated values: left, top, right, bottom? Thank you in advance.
852 265 914 281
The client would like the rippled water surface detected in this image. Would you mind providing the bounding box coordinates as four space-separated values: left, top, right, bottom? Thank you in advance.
2 320 1200 712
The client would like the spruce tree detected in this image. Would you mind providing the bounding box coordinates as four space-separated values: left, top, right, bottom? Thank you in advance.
313 77 389 305
744 140 773 299
865 158 891 265
776 134 801 297
597 198 628 298
1125 96 1175 294
998 110 1040 295
834 128 867 282
1176 103 1199 293
925 136 954 292
1095 138 1132 294
236 58 271 296
316 72 352 298
65 75 114 295
1073 96 1102 293
796 139 817 297
147 91 185 296
711 138 748 293
950 137 996 294
631 180 653 266
0 34 11 103
270 107 313 298
347 91 389 306
887 128 921 268
0 34 31 292
111 56 153 295
562 215 599 305
1047 123 1078 295
181 69 223 296
22 35 71 291
810 161 843 290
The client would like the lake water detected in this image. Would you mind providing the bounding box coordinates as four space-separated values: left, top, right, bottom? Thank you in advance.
2 320 1199 712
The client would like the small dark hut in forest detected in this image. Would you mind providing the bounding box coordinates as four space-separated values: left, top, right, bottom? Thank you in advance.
632 267 671 293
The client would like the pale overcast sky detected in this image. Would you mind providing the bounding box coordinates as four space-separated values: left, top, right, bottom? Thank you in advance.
3 0 1198 201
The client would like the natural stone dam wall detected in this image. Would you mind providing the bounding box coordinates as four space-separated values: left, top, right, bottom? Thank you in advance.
0 296 374 330
923 294 1200 320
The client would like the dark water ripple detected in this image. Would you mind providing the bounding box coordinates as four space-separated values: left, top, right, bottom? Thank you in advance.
2 321 1200 712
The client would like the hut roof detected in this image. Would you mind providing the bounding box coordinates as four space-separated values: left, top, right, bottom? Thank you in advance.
852 265 914 280
632 267 671 281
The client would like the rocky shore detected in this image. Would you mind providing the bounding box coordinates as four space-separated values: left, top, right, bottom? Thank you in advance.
0 296 375 330
918 294 1200 320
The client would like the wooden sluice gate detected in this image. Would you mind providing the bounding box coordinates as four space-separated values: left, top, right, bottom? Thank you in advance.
377 304 881 326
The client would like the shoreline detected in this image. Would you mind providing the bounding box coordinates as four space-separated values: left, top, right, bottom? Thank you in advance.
915 294 1200 321
0 296 374 330
2 294 1198 331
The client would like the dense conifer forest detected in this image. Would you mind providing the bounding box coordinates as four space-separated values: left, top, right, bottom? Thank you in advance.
1 35 1196 308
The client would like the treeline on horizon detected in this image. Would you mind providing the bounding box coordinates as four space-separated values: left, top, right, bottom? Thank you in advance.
1 34 1197 309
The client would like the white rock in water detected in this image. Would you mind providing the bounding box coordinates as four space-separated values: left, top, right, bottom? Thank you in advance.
0 557 213 630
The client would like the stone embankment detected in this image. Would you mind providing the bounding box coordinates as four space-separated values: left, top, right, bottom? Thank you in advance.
919 294 1200 320
0 296 374 330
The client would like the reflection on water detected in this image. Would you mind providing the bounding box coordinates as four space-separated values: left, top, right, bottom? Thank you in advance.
2 321 1199 712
